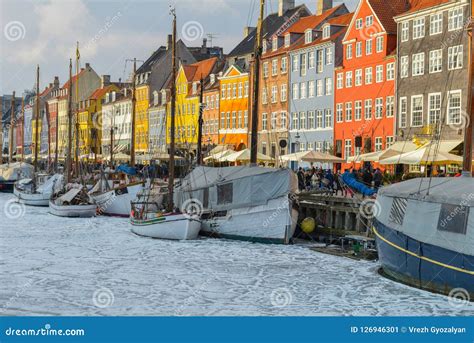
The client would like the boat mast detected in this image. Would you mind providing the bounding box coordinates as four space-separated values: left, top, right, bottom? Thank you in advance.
110 105 115 166
75 42 80 177
250 0 265 165
8 91 15 163
66 59 73 183
21 97 24 163
54 94 59 173
130 58 137 167
168 7 177 212
464 15 473 175
34 65 40 174
196 76 204 165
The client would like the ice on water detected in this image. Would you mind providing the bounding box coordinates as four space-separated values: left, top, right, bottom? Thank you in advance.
1 194 473 316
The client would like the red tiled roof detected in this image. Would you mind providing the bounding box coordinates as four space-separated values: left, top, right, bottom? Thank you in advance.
62 68 86 90
282 4 344 34
89 85 116 100
368 0 411 34
183 57 218 82
328 12 353 26
400 0 452 15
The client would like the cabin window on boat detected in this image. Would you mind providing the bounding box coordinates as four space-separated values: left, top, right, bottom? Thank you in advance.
217 183 233 205
437 204 469 235
203 188 209 208
388 197 408 225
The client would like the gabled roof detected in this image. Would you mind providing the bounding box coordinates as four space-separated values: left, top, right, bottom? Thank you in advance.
137 46 167 74
89 84 118 100
183 57 219 83
367 0 410 34
228 5 309 57
221 64 246 78
396 0 454 17
62 68 86 90
282 4 344 35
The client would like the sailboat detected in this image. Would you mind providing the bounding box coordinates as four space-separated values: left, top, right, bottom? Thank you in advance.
49 54 96 218
130 8 201 240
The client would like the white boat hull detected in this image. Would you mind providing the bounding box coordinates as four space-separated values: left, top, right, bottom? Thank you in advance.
14 188 52 206
91 183 143 217
200 196 298 244
49 201 97 218
131 214 201 240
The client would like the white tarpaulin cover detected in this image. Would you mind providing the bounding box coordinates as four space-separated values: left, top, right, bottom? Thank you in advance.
0 162 34 181
175 166 297 211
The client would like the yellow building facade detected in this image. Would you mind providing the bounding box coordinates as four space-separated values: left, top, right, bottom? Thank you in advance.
135 85 149 153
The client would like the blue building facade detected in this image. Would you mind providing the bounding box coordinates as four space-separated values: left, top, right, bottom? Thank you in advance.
288 15 349 167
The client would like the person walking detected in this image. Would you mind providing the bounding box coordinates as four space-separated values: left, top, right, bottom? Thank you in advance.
373 168 382 191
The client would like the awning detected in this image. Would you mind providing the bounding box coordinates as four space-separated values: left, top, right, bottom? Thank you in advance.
379 144 463 165
348 141 419 163
204 149 235 162
222 149 273 162
280 151 344 163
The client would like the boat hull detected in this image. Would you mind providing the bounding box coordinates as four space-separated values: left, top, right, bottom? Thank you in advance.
373 219 474 298
131 214 201 240
14 187 51 207
49 201 97 218
200 196 298 244
0 181 15 193
91 183 142 217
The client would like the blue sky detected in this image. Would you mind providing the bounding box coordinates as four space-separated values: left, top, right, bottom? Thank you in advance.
0 0 358 95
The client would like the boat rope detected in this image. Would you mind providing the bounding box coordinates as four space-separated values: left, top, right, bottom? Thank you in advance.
372 226 474 276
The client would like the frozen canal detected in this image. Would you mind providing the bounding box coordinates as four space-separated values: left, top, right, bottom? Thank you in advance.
1 193 473 316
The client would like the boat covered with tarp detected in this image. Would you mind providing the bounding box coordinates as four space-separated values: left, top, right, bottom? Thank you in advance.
0 162 34 193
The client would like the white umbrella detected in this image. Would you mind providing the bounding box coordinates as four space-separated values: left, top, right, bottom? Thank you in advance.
380 145 463 165
204 149 235 162
222 148 273 162
281 151 344 163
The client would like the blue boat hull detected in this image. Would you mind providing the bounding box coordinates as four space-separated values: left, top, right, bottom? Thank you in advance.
373 220 474 298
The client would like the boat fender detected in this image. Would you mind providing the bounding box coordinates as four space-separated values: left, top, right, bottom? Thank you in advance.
301 217 316 233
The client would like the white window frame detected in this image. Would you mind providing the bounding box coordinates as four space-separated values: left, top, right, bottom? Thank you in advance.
448 45 463 70
411 95 424 127
447 90 462 125
413 17 425 40
428 92 441 125
429 49 442 73
401 21 409 42
399 97 407 128
412 52 425 76
400 56 409 78
430 13 443 35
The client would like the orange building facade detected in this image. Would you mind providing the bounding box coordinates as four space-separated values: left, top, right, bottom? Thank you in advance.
202 76 220 150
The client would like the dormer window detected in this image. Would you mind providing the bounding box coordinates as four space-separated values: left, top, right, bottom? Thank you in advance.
210 74 215 84
323 25 330 39
192 82 198 94
161 90 167 104
153 91 158 106
262 40 267 53
305 30 312 44
284 34 291 47
105 93 110 103
111 92 116 102
272 36 278 51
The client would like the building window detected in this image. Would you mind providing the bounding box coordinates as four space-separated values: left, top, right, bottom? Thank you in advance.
281 84 287 102
375 98 383 119
375 137 383 151
316 79 323 97
305 30 312 44
300 111 306 130
438 204 469 235
336 103 343 123
300 53 307 76
244 110 248 127
386 96 394 118
364 99 372 120
238 82 243 98
271 59 278 76
345 71 353 88
322 26 330 39
262 112 267 130
401 21 409 42
263 62 269 78
325 78 332 95
281 57 287 73
429 49 443 73
308 111 315 129
351 43 361 61
345 102 352 121
413 18 425 39
281 111 287 129
355 100 362 121
448 45 463 70
412 52 425 76
365 67 372 84
447 90 462 125
400 56 409 78
448 7 464 31
271 85 278 103
411 95 423 127
399 97 407 128
292 55 298 72
316 49 324 72
300 82 307 99
238 111 242 128
344 139 352 158
337 73 343 89
376 36 383 53
324 109 332 128
355 18 363 30
386 136 394 148
262 142 267 155
325 47 332 65
355 69 362 86
308 81 315 98
428 93 441 124
226 112 231 128
292 112 299 130
284 34 290 47
366 15 373 26
232 111 236 128
346 44 353 59
376 65 384 83
386 62 395 80
272 36 278 51
430 13 443 35
292 83 299 100
366 39 372 55
308 51 315 69
316 110 323 128
271 112 277 130
262 87 268 104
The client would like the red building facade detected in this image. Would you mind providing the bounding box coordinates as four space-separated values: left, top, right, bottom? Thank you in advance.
334 0 407 169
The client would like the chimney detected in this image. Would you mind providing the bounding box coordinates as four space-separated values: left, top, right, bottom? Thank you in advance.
316 0 333 16
49 83 53 88
243 26 256 38
279 0 295 16
201 38 207 54
85 62 91 70
101 75 111 88
167 34 172 50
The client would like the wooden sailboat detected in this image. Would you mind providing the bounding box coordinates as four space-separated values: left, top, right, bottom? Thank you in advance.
49 53 96 218
130 8 201 240
14 65 59 206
